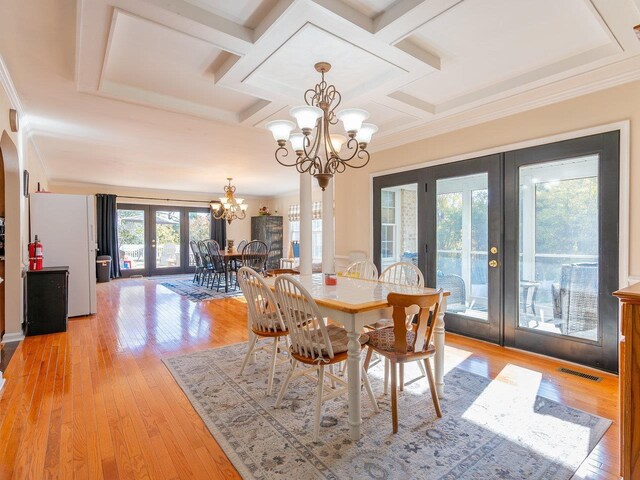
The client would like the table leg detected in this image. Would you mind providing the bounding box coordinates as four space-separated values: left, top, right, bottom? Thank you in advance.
434 296 447 397
346 330 362 441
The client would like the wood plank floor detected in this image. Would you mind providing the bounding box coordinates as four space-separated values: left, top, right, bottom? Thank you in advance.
0 277 620 479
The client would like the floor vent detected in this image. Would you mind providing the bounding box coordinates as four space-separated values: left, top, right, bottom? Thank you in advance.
558 367 602 382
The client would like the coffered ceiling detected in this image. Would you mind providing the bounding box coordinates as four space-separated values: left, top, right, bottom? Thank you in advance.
2 0 640 195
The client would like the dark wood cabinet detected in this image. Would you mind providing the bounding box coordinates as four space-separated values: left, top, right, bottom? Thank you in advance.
25 267 69 336
251 216 283 270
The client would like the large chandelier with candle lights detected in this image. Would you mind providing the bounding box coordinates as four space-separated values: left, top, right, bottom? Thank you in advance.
265 62 378 190
210 178 248 224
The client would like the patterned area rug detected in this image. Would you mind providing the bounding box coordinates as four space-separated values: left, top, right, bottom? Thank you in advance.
163 342 611 480
149 275 244 301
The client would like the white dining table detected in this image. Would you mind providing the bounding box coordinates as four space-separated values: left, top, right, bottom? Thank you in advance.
264 273 449 440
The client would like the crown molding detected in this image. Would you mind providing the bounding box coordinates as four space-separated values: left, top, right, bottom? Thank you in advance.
0 54 24 113
371 56 640 153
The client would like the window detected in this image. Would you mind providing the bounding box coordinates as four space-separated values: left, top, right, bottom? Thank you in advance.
288 202 322 261
381 189 397 263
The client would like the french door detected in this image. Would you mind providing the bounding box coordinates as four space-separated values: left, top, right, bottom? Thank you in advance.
373 131 620 371
117 204 212 277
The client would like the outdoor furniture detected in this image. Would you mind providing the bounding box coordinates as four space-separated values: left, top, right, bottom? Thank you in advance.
437 273 466 313
273 274 379 441
344 260 378 280
552 263 598 335
364 290 444 433
237 267 290 396
262 273 450 440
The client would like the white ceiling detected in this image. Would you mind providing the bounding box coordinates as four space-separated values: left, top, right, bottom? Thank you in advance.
1 0 640 196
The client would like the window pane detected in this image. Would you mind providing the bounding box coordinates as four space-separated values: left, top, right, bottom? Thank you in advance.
117 208 146 271
188 211 210 266
518 155 599 341
380 184 417 269
436 173 488 321
155 210 181 268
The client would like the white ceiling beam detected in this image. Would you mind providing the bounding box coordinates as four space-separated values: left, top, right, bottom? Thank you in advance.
387 91 436 114
393 39 441 71
589 0 640 54
308 0 374 33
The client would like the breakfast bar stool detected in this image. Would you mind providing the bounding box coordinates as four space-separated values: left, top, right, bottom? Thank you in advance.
364 290 443 433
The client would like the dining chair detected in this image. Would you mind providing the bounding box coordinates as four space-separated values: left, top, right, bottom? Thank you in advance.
274 274 379 442
237 239 247 253
364 290 444 433
242 240 268 274
344 260 378 280
379 261 424 287
197 240 214 286
374 261 427 390
237 267 290 396
189 240 204 284
205 239 231 291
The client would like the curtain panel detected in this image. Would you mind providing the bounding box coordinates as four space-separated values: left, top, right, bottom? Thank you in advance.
96 194 121 278
288 202 322 222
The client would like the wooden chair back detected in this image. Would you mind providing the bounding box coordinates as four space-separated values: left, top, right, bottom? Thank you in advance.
237 267 286 333
189 240 203 268
242 240 268 272
345 260 378 280
379 262 424 287
204 239 225 272
197 240 212 268
387 291 443 354
274 275 334 362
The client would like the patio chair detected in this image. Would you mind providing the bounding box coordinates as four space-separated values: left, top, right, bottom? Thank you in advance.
437 273 466 313
552 263 598 335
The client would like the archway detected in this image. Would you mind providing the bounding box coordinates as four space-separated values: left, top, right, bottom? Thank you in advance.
0 130 23 342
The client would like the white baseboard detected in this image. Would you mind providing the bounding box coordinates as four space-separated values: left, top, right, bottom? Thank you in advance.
2 332 25 343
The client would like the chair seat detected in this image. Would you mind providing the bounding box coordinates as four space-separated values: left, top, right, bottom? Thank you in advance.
292 325 369 363
366 327 435 354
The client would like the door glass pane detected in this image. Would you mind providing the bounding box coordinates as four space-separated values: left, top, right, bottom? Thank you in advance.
436 173 488 321
117 208 146 271
380 184 418 270
518 155 599 340
155 210 181 268
188 211 210 266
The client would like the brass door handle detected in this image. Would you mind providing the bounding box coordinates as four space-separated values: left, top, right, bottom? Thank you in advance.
488 260 498 268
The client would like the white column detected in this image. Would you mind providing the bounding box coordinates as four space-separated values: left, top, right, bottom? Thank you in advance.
299 173 313 275
322 177 335 274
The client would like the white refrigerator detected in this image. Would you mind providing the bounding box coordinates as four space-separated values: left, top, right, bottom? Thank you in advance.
30 193 98 317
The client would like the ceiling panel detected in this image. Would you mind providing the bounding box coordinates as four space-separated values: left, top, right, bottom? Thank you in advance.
182 0 279 28
103 12 258 113
400 0 613 105
244 22 408 101
338 0 400 18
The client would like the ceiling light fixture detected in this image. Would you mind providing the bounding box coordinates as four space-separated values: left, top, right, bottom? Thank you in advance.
210 177 248 224
265 62 378 190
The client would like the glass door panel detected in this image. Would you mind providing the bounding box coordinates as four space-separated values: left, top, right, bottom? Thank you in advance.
436 173 488 321
518 156 599 340
117 205 148 277
188 211 211 266
379 184 419 271
151 209 182 275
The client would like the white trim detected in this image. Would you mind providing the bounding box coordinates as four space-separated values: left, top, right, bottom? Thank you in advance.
0 54 23 111
2 332 25 343
369 120 631 286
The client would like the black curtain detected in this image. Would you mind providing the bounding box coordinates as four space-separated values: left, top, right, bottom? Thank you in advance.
212 216 226 248
96 194 121 278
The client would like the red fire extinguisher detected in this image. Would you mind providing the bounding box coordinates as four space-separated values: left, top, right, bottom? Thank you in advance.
29 235 44 271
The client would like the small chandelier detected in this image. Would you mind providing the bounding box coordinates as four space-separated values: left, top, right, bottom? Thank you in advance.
210 178 248 224
265 62 378 190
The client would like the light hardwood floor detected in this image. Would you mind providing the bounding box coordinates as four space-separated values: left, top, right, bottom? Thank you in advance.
0 277 620 479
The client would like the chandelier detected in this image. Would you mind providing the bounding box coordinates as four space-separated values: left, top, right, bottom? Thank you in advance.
210 178 248 224
265 62 378 190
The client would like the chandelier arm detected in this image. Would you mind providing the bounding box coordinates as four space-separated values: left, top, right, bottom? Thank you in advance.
274 146 300 168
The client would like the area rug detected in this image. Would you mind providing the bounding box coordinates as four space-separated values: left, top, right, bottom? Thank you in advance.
163 342 611 479
148 275 244 301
